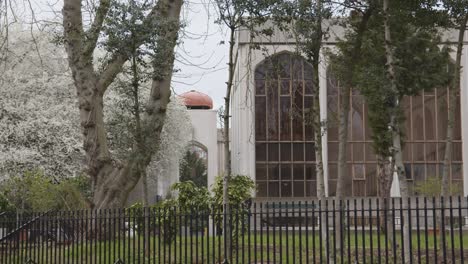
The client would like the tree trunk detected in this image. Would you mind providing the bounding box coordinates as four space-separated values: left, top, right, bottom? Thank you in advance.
441 15 467 197
222 25 237 263
335 8 373 252
383 0 410 262
62 0 184 209
378 156 393 220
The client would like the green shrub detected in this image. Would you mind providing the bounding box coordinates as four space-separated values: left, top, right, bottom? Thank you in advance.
0 170 88 212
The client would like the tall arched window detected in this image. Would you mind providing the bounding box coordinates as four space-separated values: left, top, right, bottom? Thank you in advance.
255 52 315 198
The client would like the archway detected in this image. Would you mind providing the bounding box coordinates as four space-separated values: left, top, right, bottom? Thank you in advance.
179 141 208 188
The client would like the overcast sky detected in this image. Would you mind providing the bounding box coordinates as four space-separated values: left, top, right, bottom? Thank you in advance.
173 1 228 109
23 0 228 109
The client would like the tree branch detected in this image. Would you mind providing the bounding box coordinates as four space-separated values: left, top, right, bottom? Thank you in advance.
83 0 111 58
62 0 86 66
96 0 166 94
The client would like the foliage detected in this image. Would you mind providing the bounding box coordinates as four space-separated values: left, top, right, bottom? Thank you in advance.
0 170 88 212
127 199 179 244
171 181 210 211
349 1 452 158
211 175 255 208
179 150 208 188
0 192 14 213
414 176 462 196
211 175 255 236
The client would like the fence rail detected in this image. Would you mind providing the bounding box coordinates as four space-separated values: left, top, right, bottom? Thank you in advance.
1 196 468 263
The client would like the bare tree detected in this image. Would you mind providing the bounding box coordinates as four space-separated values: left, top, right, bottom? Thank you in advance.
62 0 183 208
382 0 411 260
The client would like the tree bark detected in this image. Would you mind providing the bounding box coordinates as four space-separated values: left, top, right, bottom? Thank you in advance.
383 0 410 262
335 7 373 252
62 0 184 209
441 15 467 197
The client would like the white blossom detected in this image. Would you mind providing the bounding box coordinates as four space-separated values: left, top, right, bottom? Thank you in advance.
0 29 84 180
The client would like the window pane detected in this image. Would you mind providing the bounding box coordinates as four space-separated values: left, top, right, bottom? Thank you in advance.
304 96 314 141
304 62 313 79
292 89 304 141
257 182 267 197
269 182 280 197
328 180 337 196
293 143 304 161
365 143 376 162
405 164 412 180
281 79 290 95
281 164 292 180
305 80 313 95
353 181 366 197
305 143 316 161
426 164 437 179
352 143 364 162
353 164 365 180
413 143 425 161
412 96 424 140
293 164 305 180
293 181 305 197
280 143 291 162
256 80 265 95
438 163 444 178
256 164 267 181
365 164 378 196
426 143 437 161
306 181 317 196
424 96 436 140
291 57 302 80
438 143 446 161
277 55 291 78
268 143 279 162
328 164 337 180
269 164 279 180
413 164 425 182
453 142 462 161
327 96 339 141
351 96 364 140
452 164 462 180
437 90 448 140
256 143 267 161
255 65 266 80
305 164 316 180
281 181 292 197
267 81 279 140
403 143 412 161
328 142 338 162
280 97 292 140
255 97 266 140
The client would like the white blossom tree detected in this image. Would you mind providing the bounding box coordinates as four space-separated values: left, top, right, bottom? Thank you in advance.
1 27 192 207
0 29 83 180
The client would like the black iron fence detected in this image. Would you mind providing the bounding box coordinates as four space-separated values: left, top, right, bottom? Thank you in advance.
1 197 468 263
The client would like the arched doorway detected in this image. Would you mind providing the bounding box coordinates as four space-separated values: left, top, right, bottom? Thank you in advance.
179 141 208 187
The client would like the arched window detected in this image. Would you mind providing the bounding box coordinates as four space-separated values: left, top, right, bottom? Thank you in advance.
255 52 315 198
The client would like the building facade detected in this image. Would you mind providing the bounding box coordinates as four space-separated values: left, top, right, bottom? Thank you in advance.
230 23 468 199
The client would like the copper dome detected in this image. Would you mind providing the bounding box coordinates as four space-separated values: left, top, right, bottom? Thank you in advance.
179 90 213 109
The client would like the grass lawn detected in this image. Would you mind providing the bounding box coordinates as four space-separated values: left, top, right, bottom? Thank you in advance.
2 231 468 263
